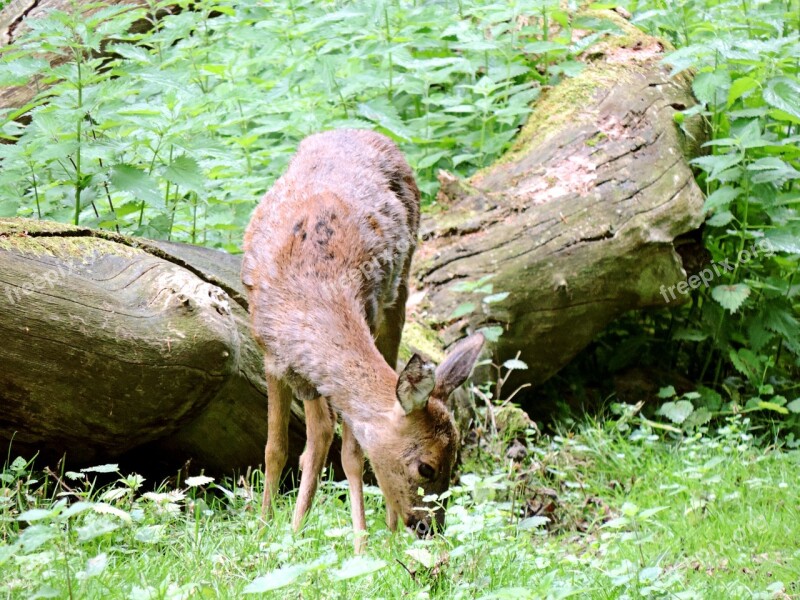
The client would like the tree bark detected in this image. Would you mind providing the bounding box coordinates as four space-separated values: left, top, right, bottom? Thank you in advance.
410 12 707 389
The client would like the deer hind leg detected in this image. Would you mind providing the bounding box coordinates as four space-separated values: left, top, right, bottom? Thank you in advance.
292 396 335 531
341 421 367 553
263 373 293 518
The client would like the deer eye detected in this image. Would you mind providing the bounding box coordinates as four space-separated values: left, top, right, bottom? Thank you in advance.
418 462 436 480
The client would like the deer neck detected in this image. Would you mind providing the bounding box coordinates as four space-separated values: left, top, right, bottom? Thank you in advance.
290 289 400 444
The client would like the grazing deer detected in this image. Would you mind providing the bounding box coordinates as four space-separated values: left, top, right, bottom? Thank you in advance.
241 129 483 552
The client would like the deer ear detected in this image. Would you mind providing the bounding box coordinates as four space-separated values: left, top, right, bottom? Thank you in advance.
432 333 485 399
396 353 436 415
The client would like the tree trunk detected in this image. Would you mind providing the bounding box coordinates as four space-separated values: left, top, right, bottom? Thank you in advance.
410 12 707 390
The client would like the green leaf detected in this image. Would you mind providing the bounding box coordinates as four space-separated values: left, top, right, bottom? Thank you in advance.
763 77 800 121
603 516 630 529
0 543 18 566
657 386 676 399
110 164 162 205
81 464 119 473
657 400 694 424
83 553 108 578
503 358 528 371
548 60 585 77
17 508 56 523
684 407 713 429
737 119 766 149
692 70 730 106
673 328 708 342
767 108 800 124
76 517 121 542
244 565 306 593
416 151 448 170
706 210 734 227
483 292 509 304
747 157 800 184
478 325 504 343
19 525 57 552
450 302 476 319
728 348 761 385
711 284 750 313
639 566 662 583
765 230 800 254
787 398 800 414
691 152 743 181
406 548 435 567
727 76 760 107
134 524 166 544
331 557 387 581
638 506 669 520
518 516 549 530
702 186 741 214
523 41 568 54
163 155 204 194
60 501 95 521
356 102 413 141
764 308 800 344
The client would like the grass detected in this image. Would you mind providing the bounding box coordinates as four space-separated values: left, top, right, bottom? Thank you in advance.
1 415 797 598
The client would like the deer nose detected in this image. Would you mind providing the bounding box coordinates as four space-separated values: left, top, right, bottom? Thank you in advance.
415 519 430 538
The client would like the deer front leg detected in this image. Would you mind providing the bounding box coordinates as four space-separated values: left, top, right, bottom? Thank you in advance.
292 396 335 531
263 374 293 518
386 504 398 531
374 264 407 536
341 421 367 553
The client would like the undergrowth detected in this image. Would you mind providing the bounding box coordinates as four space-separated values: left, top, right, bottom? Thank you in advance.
1 415 797 598
0 0 609 248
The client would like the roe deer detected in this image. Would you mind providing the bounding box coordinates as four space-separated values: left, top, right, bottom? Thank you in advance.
241 129 484 552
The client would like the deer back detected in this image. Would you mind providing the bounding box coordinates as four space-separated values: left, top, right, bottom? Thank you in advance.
242 129 420 397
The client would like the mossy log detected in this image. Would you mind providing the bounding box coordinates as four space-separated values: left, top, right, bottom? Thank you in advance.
0 218 316 475
410 14 707 390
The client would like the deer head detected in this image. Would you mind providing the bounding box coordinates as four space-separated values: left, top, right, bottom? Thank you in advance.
366 332 484 537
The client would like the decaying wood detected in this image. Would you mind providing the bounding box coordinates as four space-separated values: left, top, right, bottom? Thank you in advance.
410 13 707 389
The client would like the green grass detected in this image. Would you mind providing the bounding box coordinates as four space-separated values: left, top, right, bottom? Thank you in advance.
2 416 797 598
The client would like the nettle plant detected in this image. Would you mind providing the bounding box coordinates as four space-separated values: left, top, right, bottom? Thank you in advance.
631 0 800 417
445 274 538 435
0 0 608 251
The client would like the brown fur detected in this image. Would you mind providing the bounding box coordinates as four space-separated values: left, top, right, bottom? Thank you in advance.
242 129 483 552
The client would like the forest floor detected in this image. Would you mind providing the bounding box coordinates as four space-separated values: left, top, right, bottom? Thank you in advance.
1 414 798 599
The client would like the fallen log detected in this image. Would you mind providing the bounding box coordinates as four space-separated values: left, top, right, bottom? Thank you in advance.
411 12 707 391
0 218 315 475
